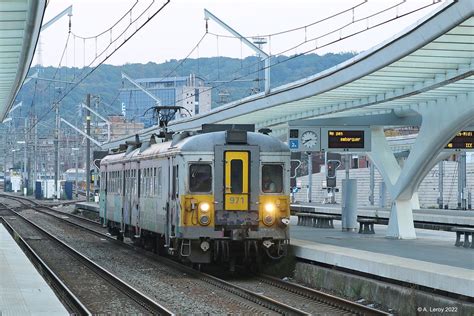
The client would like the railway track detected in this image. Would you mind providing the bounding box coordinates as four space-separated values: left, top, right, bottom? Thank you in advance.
0 203 172 315
219 273 389 315
0 193 101 229
0 216 90 315
1 195 389 315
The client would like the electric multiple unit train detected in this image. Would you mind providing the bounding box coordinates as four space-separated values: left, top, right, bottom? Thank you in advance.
99 125 291 266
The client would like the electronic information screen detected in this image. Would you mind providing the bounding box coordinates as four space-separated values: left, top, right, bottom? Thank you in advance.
327 130 365 149
445 131 474 150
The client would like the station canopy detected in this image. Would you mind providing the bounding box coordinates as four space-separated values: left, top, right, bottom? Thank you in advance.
0 0 46 121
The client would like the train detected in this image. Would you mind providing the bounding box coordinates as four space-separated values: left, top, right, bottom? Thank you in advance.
99 125 291 267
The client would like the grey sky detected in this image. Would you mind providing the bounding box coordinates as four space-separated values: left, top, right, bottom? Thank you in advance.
38 0 444 67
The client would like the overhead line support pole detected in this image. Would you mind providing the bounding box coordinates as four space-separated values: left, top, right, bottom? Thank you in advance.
204 9 271 94
23 118 27 196
438 161 444 209
54 104 60 199
307 152 312 203
121 72 162 106
86 94 91 202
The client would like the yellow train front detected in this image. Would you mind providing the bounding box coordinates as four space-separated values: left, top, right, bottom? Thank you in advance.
99 126 291 266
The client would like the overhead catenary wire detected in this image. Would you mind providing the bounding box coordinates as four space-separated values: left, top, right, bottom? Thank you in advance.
71 1 140 40
157 32 208 82
72 0 157 83
203 0 418 87
206 0 369 39
38 32 72 93
30 0 439 134
27 0 171 134
130 0 370 90
182 0 434 102
168 0 440 109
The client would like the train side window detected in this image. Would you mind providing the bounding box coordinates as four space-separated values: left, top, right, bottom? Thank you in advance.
262 164 283 193
230 160 243 194
152 168 156 196
172 166 178 199
157 167 162 196
149 168 152 197
147 168 150 197
189 164 212 193
144 168 147 197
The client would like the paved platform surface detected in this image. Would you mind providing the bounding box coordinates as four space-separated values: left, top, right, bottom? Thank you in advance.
0 224 68 316
75 201 99 213
290 217 474 297
291 202 474 226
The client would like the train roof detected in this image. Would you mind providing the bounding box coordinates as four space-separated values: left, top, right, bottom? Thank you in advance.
101 131 289 165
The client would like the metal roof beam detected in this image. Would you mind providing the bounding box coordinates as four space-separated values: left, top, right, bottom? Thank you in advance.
288 112 422 128
257 61 473 128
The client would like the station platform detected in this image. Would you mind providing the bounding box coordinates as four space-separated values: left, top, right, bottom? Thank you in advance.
291 203 474 227
74 201 99 213
289 217 474 298
0 224 68 315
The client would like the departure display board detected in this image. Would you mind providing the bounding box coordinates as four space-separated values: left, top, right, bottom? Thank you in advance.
445 131 474 150
327 130 365 149
321 127 371 152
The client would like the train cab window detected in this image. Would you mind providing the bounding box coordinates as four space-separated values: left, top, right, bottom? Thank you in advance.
230 160 243 194
262 164 283 193
189 164 212 193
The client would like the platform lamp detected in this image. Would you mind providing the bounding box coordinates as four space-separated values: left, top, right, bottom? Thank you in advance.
71 148 79 199
17 141 27 196
11 149 17 171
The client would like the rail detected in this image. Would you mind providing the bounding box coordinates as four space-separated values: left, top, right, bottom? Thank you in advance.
0 202 173 315
0 215 91 315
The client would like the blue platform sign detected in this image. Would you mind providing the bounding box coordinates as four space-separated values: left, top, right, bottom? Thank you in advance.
289 139 299 149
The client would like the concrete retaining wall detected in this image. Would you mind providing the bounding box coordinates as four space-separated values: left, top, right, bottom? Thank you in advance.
293 262 474 316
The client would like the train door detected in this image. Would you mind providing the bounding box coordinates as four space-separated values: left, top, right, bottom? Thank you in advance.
120 164 126 230
123 163 131 231
214 144 260 226
224 151 250 211
99 168 107 227
165 157 173 247
131 161 140 231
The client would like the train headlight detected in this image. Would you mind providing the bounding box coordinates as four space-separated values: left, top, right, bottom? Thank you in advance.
264 202 276 213
263 202 276 226
199 202 210 212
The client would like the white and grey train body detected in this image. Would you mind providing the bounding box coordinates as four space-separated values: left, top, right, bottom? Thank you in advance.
99 128 291 264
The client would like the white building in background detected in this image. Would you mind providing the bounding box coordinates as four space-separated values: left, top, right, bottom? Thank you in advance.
120 74 212 127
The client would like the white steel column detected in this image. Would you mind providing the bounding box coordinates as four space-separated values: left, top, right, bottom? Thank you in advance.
368 92 474 239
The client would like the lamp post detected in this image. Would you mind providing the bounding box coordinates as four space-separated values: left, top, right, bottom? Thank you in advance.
17 141 26 196
71 147 79 198
11 149 16 170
